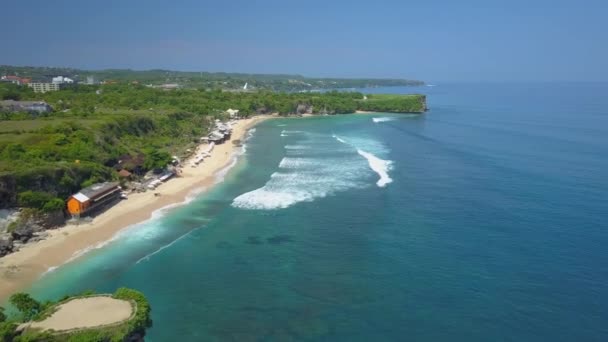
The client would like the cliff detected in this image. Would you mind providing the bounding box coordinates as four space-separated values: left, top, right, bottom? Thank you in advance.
357 94 427 113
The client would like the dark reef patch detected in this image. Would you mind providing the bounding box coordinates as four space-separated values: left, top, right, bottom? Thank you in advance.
266 235 295 245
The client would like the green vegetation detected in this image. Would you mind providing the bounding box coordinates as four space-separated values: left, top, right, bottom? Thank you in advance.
112 288 152 337
1 65 423 92
9 293 42 321
2 288 152 341
358 94 427 113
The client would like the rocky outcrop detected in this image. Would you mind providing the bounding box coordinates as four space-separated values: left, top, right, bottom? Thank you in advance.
0 175 18 209
0 208 64 258
11 218 38 243
296 104 313 115
0 234 13 257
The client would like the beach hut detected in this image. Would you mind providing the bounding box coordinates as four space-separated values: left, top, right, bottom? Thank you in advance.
66 182 121 217
208 131 226 144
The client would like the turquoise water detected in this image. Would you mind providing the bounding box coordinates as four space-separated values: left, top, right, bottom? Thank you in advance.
28 83 608 341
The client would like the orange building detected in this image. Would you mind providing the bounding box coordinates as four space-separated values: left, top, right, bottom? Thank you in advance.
66 182 121 217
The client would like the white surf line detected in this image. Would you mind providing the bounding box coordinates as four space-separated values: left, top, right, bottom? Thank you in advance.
135 229 195 264
332 134 393 187
356 149 393 187
372 117 396 123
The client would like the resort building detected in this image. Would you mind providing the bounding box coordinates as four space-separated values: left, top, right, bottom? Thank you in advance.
66 182 121 217
52 76 74 84
85 76 97 85
0 75 31 85
208 131 227 144
28 82 62 93
226 108 240 118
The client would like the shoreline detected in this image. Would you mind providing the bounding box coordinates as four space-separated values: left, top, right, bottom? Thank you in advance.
0 115 272 301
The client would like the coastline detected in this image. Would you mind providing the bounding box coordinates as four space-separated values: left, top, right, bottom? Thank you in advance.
0 115 272 301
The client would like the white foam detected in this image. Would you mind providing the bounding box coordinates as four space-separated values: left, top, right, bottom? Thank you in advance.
333 134 393 187
357 149 393 187
215 148 244 183
232 185 315 210
135 229 194 264
372 117 396 123
233 131 394 210
233 133 372 210
332 134 347 144
285 145 311 150
279 157 316 169
64 237 117 264
40 266 59 277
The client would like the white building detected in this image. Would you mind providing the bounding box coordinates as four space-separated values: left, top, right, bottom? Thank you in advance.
28 83 61 93
226 108 240 118
52 76 74 84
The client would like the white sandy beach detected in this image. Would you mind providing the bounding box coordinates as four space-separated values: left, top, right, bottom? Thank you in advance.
0 115 271 300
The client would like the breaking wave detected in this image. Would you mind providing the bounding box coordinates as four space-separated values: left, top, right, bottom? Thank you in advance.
334 134 394 187
357 150 393 187
233 130 394 210
373 117 396 123
233 131 370 210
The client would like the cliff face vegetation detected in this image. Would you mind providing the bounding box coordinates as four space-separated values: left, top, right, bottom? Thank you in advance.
358 94 427 113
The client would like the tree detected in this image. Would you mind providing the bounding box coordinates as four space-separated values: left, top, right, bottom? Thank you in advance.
0 307 5 322
9 293 41 321
143 149 171 171
0 322 17 341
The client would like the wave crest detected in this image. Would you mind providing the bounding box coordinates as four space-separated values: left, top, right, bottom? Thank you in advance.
372 117 396 123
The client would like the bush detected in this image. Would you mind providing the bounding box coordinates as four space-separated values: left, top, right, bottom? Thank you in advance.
42 198 65 213
17 191 53 209
9 293 41 321
0 322 17 341
17 191 64 212
112 287 152 333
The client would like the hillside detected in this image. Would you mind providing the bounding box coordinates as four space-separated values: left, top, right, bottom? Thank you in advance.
1 65 424 92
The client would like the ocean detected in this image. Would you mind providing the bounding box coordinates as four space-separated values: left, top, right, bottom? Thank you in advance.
27 83 608 341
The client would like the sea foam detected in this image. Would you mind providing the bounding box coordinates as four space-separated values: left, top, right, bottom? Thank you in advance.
334 134 394 187
372 117 396 123
233 132 368 210
357 149 393 187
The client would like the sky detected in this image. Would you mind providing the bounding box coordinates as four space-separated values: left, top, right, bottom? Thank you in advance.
1 0 607 82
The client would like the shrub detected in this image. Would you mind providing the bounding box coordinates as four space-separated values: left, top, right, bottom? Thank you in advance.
41 198 65 213
9 293 41 321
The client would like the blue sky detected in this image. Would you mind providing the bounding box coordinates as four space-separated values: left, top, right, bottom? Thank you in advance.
1 0 607 82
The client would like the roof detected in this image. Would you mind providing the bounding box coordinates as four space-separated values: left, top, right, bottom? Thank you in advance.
76 182 120 201
209 131 224 139
118 169 132 177
72 193 89 202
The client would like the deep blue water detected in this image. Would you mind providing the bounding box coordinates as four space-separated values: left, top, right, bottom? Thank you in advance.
28 83 608 341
